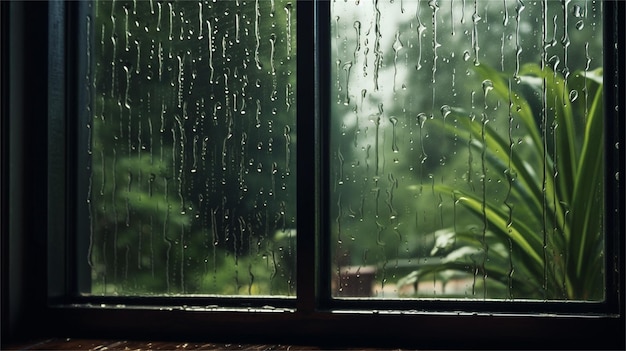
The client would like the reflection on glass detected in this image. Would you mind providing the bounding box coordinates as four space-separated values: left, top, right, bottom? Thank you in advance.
86 0 297 296
330 0 604 300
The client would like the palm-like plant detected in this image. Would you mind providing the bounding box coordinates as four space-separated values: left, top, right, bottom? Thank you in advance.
398 64 604 300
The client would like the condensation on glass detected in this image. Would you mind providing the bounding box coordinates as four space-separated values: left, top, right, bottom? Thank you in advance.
85 0 296 296
330 0 604 300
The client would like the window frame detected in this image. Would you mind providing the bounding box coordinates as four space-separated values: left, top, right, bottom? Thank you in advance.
1 0 624 349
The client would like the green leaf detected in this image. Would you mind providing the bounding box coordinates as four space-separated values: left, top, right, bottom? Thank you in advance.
421 64 605 300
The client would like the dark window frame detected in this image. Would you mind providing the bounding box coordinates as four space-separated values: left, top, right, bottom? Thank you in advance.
2 0 624 349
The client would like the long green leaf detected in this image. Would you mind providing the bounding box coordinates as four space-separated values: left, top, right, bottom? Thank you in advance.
436 185 544 268
520 64 578 207
568 85 604 300
442 110 564 235
428 65 604 300
401 229 543 298
473 65 568 230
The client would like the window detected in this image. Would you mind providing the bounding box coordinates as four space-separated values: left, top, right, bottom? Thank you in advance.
329 0 607 301
2 0 624 349
82 0 298 297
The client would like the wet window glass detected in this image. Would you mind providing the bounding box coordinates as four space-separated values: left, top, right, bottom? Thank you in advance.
330 0 604 300
85 0 297 296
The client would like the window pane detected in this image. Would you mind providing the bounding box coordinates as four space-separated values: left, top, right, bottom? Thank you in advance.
330 0 604 300
84 0 297 296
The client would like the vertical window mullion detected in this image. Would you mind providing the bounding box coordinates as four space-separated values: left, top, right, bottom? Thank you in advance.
314 0 334 309
296 0 318 314
603 0 625 312
48 0 68 302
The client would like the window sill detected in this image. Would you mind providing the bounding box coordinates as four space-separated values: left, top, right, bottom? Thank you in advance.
2 338 385 351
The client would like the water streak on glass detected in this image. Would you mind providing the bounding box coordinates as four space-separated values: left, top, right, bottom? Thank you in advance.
330 0 604 300
86 0 297 296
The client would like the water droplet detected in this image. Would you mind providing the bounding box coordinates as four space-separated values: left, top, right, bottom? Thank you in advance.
392 32 404 52
573 5 584 18
482 80 494 95
463 51 471 62
569 89 579 102
417 113 428 128
389 116 399 153
575 20 584 30
548 55 561 71
440 105 452 119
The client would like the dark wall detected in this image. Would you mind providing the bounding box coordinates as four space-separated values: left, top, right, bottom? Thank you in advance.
1 1 49 343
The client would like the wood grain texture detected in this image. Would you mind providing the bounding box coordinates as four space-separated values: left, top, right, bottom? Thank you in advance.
3 338 400 350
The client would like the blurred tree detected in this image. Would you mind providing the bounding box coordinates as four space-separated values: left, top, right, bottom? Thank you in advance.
88 0 297 295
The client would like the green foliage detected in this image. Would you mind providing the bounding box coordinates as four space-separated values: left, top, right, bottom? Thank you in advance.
398 64 604 300
89 0 297 296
